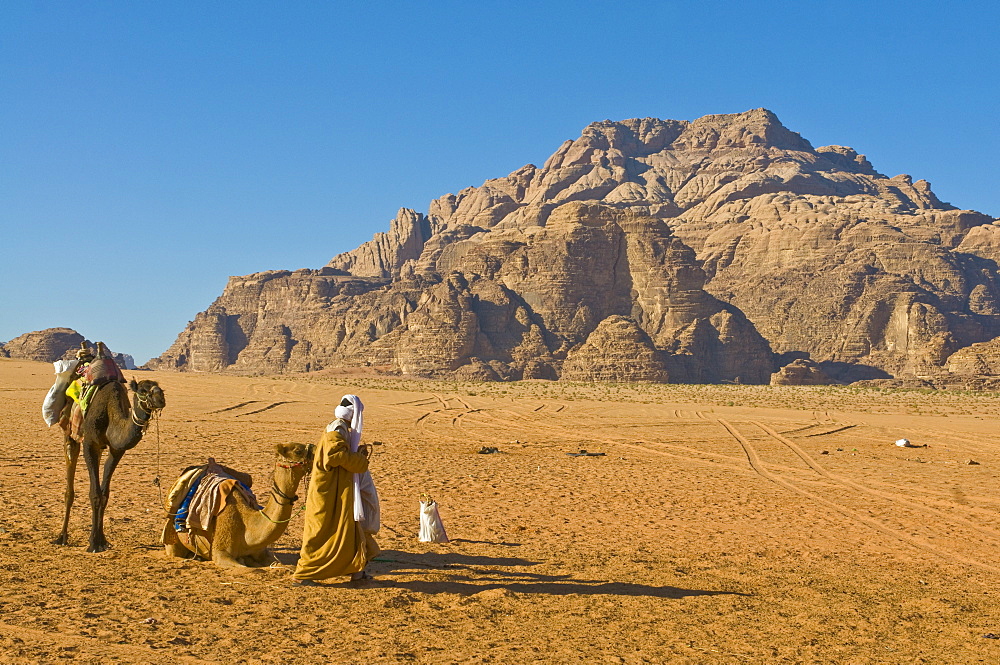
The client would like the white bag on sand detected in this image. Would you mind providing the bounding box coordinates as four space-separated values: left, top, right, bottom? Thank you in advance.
419 498 449 543
42 359 79 426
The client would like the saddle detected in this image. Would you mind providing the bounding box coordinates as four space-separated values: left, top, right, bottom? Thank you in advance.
81 357 126 387
55 343 129 440
163 458 255 528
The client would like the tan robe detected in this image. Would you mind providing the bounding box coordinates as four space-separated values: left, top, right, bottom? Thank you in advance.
293 429 379 580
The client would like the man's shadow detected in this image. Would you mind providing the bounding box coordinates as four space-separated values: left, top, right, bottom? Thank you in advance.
270 545 530 569
276 547 746 599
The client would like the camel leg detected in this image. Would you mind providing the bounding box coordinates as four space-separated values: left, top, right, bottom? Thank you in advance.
53 436 81 546
161 521 193 559
82 442 107 552
87 448 124 553
212 549 247 568
246 549 275 567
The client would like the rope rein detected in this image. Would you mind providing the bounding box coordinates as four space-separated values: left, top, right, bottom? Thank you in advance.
270 482 298 505
130 388 164 505
154 415 162 506
258 502 307 524
257 480 306 523
258 458 306 521
131 393 156 429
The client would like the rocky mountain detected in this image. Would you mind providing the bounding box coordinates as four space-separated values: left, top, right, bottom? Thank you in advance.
3 328 88 363
150 109 999 383
2 328 136 369
149 202 772 382
769 358 835 386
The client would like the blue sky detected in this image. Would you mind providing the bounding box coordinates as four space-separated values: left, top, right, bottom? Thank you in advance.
2 2 997 364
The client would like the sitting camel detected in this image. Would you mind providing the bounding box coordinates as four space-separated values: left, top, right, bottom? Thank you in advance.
161 442 314 567
55 343 166 552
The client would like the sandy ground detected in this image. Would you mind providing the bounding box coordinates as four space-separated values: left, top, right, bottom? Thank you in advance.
2 358 1000 664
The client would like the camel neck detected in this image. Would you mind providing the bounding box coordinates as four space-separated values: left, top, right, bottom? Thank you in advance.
249 467 304 546
101 383 147 450
258 499 294 526
130 403 151 430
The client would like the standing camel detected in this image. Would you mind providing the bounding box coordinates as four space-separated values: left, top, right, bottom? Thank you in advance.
54 344 166 552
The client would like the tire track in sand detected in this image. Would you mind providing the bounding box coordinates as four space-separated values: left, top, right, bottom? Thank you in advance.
456 406 769 473
235 401 295 416
718 418 1000 573
752 420 1000 541
410 395 496 447
206 401 258 414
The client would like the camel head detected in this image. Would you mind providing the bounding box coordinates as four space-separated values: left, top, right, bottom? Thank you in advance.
129 379 167 412
274 442 315 469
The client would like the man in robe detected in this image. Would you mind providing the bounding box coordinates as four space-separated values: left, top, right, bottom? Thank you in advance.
293 395 380 583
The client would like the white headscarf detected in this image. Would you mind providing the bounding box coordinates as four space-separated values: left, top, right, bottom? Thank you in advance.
328 394 365 522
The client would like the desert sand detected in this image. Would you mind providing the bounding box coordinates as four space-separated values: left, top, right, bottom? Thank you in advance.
1 358 999 664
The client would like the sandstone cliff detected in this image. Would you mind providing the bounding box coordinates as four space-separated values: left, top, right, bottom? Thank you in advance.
150 205 772 382
151 109 1000 382
2 328 136 369
3 328 87 363
945 337 1000 376
770 358 836 386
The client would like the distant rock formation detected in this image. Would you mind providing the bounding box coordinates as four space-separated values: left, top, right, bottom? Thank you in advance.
3 328 87 363
1 328 136 369
945 337 1000 376
770 358 836 386
151 109 1000 383
560 316 670 382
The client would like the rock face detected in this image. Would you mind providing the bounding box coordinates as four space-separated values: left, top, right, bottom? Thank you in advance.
1 328 136 369
945 338 1000 376
770 358 836 386
151 109 1000 382
329 209 433 279
3 328 87 363
150 205 772 382
560 316 670 382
